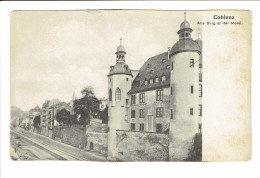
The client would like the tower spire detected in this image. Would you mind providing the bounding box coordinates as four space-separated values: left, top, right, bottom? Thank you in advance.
120 38 122 46
184 12 187 22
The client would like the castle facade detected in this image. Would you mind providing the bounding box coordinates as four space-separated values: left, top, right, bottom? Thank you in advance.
107 16 202 161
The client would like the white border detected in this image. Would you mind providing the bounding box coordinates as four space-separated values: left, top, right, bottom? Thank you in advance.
1 1 260 178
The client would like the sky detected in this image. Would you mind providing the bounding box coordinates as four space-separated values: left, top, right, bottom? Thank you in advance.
10 10 200 111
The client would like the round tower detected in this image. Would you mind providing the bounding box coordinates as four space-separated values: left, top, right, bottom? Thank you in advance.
107 39 133 160
169 13 202 161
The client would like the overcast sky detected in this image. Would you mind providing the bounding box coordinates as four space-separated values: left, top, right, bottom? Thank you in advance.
10 10 200 111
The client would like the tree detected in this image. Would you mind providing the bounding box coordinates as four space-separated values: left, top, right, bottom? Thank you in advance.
56 109 72 125
33 115 41 128
100 106 108 124
73 86 101 126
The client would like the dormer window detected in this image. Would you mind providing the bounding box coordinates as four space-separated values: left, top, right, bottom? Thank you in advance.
162 59 166 63
150 79 153 84
190 59 194 67
155 77 159 83
145 80 148 85
162 75 166 81
150 70 154 74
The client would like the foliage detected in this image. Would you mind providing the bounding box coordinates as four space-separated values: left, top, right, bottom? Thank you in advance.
73 86 101 125
33 115 41 128
56 109 72 125
99 106 108 124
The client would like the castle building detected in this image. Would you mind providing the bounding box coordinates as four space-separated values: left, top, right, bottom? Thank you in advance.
107 15 202 161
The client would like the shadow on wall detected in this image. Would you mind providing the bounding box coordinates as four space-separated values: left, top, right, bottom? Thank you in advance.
185 133 202 162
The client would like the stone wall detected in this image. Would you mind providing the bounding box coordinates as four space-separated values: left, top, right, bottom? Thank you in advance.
53 126 87 148
86 132 108 154
116 130 169 161
40 127 49 137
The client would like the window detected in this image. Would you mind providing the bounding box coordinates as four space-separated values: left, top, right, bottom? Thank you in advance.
162 75 166 81
156 124 162 133
131 123 135 131
156 90 163 101
150 79 153 84
145 80 148 85
199 73 202 82
131 95 136 104
155 77 159 83
126 78 128 82
139 93 145 103
199 63 203 68
191 85 194 94
190 108 193 115
140 124 145 131
198 124 202 133
199 104 202 116
109 89 112 101
115 88 121 101
140 109 144 118
162 59 166 63
190 59 194 67
126 99 129 106
131 110 136 118
199 84 203 97
170 109 174 119
182 33 184 37
156 107 163 117
186 33 189 37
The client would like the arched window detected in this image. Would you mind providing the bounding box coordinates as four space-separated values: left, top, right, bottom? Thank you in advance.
115 88 121 101
109 89 112 101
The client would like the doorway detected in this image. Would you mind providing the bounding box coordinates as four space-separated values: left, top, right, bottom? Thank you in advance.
90 142 93 150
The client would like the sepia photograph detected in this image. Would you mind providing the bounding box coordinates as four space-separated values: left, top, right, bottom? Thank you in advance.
9 10 251 162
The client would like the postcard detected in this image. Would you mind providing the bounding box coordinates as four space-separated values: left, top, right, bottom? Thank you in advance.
10 10 251 161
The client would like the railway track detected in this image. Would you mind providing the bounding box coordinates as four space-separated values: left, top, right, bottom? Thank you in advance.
11 129 106 161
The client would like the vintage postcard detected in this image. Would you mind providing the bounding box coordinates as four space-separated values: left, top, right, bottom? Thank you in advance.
10 10 251 162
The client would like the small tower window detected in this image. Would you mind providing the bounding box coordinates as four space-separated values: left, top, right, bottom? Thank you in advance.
190 59 194 67
186 33 189 37
199 104 202 116
162 75 166 81
190 108 193 115
199 73 202 82
182 33 184 37
199 84 203 97
191 85 194 94
198 124 202 133
115 88 121 101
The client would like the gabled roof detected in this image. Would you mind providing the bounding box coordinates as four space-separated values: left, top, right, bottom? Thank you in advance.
128 52 170 94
